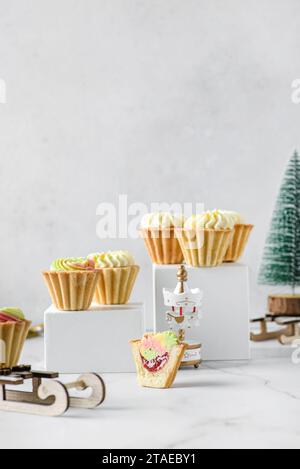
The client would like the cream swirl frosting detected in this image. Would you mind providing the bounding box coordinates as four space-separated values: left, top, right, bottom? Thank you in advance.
141 212 185 229
185 210 235 230
88 251 136 268
219 210 245 225
50 257 95 271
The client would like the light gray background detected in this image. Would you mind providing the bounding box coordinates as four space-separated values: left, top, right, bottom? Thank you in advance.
0 0 299 326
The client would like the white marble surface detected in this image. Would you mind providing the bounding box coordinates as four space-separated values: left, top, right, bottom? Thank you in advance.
0 338 299 449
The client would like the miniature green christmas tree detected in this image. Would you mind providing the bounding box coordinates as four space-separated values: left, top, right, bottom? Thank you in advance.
259 151 300 294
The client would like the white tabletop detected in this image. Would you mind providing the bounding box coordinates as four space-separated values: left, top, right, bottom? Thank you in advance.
0 337 299 449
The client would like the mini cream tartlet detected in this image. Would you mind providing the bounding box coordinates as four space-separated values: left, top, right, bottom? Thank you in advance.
89 251 140 305
175 210 234 267
140 212 185 265
43 258 100 311
220 211 253 262
130 331 187 389
0 308 31 368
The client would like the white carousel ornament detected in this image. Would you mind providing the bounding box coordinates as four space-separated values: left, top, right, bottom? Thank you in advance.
163 265 203 368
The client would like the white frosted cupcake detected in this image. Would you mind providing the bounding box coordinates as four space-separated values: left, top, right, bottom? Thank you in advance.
89 251 140 305
220 211 254 262
175 210 234 267
140 212 185 264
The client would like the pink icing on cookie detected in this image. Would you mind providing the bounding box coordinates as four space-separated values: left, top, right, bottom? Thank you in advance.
140 335 166 356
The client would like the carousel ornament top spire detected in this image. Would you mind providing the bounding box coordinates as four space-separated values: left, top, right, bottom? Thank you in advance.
163 265 203 327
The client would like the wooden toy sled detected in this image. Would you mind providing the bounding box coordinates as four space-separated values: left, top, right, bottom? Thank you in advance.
0 366 106 417
251 315 300 344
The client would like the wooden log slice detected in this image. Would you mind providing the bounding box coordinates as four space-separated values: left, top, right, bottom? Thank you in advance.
268 294 300 316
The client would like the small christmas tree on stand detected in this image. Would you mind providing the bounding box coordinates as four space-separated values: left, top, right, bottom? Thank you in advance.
252 152 300 343
259 151 300 316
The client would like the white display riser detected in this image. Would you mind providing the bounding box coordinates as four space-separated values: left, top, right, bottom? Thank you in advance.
153 264 250 361
44 303 145 373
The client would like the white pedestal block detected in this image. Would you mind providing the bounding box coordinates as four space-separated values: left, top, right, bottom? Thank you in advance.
45 303 145 373
153 264 250 361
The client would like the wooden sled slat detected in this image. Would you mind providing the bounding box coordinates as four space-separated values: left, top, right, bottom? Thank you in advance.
250 316 300 344
0 380 69 417
0 368 106 417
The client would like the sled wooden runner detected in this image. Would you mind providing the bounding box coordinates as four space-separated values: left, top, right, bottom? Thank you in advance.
250 316 300 344
275 318 300 345
0 366 106 417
